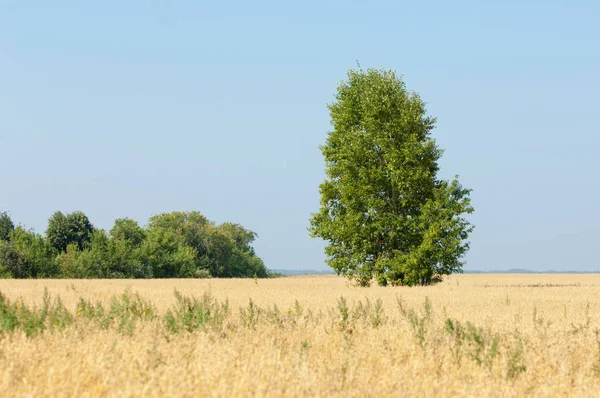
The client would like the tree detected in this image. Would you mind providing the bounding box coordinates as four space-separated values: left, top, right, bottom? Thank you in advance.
217 223 267 277
57 243 85 278
148 211 212 274
46 211 94 252
146 212 266 278
0 212 14 241
108 219 152 278
110 218 146 246
0 210 267 280
136 227 198 278
148 211 210 254
0 227 58 278
309 67 474 286
46 211 69 252
218 222 258 255
69 229 150 278
0 240 19 277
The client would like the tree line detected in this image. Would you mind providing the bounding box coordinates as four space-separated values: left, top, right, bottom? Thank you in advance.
1 66 474 285
0 210 271 279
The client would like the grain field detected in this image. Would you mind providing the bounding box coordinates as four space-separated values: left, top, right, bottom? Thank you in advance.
1 274 599 397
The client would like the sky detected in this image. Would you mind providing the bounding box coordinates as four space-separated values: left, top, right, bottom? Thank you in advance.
1 1 599 271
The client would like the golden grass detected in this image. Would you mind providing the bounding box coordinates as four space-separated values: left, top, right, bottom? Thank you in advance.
1 274 600 397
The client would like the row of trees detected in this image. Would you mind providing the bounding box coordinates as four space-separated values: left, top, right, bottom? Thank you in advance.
0 211 270 279
1 67 475 286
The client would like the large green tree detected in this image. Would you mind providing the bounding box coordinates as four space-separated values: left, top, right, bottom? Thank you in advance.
309 67 474 286
46 211 94 252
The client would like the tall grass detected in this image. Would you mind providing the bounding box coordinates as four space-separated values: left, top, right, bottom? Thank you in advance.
0 275 599 396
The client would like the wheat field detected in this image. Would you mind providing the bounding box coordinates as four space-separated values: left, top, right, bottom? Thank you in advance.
1 274 599 397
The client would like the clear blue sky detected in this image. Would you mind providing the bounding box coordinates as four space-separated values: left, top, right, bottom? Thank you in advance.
1 1 598 271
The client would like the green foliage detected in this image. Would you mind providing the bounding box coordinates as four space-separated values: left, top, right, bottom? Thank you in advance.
0 212 14 241
76 229 152 278
148 211 210 263
164 290 229 333
0 240 17 278
136 228 198 278
310 67 474 286
240 298 262 329
506 331 527 378
445 318 500 369
331 296 387 333
229 247 268 278
218 223 266 277
147 211 268 278
337 296 350 331
57 227 153 279
107 290 156 333
218 222 258 254
0 288 73 337
110 218 146 246
0 227 58 278
266 303 283 325
397 296 432 347
76 230 113 278
57 244 86 278
2 210 267 279
108 233 154 278
264 300 311 328
46 211 94 253
76 290 155 334
351 297 386 328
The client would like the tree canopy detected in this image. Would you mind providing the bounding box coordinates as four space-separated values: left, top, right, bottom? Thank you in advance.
46 211 94 253
309 67 474 286
0 212 14 242
0 210 271 279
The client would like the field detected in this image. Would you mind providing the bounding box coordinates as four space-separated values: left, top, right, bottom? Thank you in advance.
1 274 600 397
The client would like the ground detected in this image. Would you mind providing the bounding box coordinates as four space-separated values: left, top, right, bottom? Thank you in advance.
0 274 599 397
